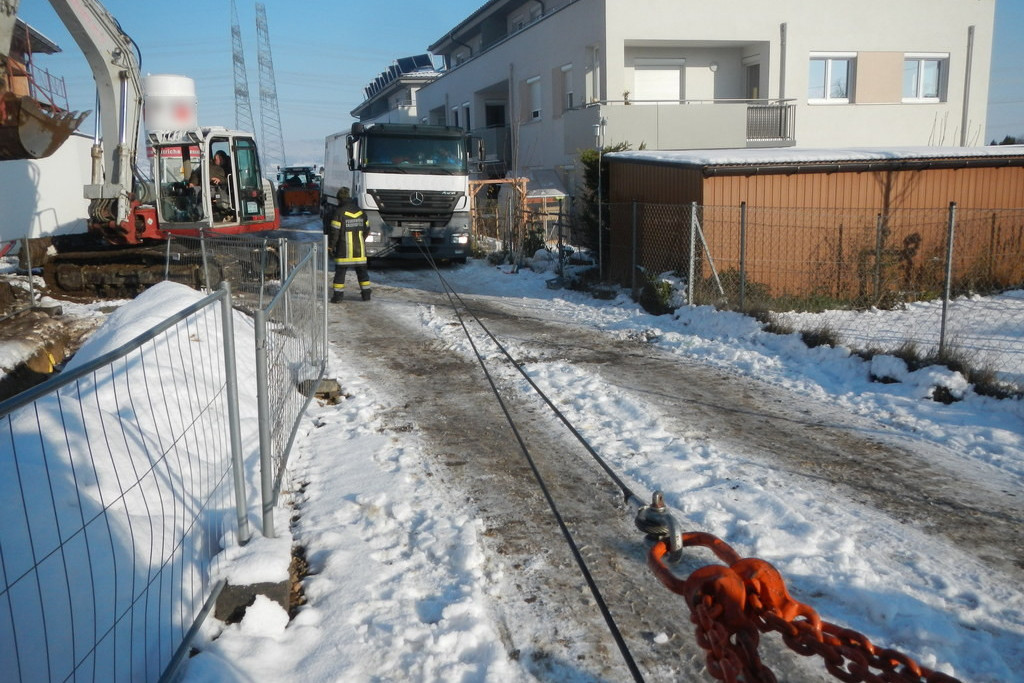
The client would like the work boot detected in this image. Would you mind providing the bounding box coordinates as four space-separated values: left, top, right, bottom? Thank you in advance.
361 289 372 301
331 291 344 303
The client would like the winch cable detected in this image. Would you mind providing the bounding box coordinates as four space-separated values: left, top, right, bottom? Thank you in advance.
427 260 645 508
412 245 645 683
405 246 965 683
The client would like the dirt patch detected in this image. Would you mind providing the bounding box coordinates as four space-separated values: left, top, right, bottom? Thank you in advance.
0 305 106 401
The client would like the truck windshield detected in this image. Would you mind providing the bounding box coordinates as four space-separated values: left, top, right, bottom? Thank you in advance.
361 135 466 174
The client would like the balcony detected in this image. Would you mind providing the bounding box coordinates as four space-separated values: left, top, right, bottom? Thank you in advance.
562 99 796 154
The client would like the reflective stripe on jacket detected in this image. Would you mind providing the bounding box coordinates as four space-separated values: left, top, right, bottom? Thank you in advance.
331 207 368 264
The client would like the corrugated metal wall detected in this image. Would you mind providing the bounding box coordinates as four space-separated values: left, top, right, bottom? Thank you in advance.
607 159 1024 300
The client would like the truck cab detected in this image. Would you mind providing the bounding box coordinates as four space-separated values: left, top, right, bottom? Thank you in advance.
334 122 481 263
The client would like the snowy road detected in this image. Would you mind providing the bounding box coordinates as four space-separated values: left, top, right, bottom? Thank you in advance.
312 274 1022 681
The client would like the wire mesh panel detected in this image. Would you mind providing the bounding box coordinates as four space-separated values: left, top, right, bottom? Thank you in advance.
253 241 327 536
0 287 245 682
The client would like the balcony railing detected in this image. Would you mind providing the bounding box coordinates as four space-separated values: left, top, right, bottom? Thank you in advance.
746 101 795 142
561 99 797 154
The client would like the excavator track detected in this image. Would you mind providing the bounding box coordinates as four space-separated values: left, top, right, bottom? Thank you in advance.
36 238 281 302
42 244 215 300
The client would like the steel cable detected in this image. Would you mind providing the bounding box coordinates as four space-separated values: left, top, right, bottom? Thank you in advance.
412 244 645 682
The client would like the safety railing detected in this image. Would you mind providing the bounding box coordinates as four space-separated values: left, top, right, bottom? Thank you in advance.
611 201 1024 391
0 283 249 682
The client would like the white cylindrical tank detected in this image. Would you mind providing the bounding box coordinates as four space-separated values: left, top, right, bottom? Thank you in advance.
142 74 198 133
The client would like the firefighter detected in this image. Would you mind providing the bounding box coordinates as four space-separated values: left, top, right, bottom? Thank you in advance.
329 187 372 302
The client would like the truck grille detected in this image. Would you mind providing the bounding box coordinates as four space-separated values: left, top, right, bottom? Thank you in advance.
369 189 463 225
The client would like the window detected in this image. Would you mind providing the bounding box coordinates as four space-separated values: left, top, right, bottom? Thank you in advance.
903 55 947 101
745 63 760 100
527 76 541 120
633 59 685 103
561 64 574 111
808 54 854 102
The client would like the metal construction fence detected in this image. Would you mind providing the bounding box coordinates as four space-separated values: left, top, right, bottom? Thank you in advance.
0 233 328 680
609 201 1024 389
252 241 328 536
0 284 249 683
179 233 329 536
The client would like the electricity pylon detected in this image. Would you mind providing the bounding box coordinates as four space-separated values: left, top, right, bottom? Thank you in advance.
230 0 255 135
255 2 285 170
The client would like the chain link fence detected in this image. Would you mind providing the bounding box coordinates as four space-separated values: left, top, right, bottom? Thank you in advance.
611 201 1024 390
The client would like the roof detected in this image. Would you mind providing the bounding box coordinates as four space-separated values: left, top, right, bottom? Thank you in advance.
523 168 567 199
10 19 62 56
606 146 1024 176
427 1 504 53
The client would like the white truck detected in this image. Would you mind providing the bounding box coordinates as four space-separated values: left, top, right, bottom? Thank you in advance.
321 122 480 263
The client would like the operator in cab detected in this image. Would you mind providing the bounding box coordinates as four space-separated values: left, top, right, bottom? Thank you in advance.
188 151 234 221
329 187 372 302
189 150 228 188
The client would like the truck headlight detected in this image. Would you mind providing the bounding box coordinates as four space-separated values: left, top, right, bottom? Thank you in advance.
366 232 380 243
452 233 469 245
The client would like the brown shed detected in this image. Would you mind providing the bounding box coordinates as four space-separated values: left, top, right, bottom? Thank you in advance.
605 147 1024 303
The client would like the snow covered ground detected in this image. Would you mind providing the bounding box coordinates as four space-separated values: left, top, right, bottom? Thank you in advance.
3 255 1023 682
188 258 1022 682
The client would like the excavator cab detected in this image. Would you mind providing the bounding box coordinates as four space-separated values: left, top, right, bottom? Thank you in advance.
153 139 233 225
151 129 275 236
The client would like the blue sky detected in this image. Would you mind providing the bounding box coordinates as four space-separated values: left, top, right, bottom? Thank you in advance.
15 0 1024 164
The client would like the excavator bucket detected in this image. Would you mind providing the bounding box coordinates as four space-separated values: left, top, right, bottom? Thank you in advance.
0 91 87 160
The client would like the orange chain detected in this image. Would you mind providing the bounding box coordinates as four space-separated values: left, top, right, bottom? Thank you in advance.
648 536 962 683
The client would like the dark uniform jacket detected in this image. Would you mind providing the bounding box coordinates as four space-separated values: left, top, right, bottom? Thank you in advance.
330 200 369 264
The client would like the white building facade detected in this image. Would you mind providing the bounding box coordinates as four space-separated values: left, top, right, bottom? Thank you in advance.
405 0 994 190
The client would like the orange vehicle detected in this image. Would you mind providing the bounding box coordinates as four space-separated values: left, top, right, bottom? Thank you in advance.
276 165 321 214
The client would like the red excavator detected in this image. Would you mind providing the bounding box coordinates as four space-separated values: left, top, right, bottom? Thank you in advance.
1 0 280 294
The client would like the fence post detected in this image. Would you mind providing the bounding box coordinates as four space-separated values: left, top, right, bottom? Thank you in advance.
688 202 698 306
939 202 957 357
281 238 291 325
739 201 747 312
24 237 35 306
219 281 251 544
631 200 639 299
164 235 172 283
557 199 564 276
254 306 276 538
322 235 329 357
874 213 883 301
201 234 212 293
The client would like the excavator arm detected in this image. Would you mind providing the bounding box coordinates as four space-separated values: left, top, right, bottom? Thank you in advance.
46 0 145 230
2 0 143 231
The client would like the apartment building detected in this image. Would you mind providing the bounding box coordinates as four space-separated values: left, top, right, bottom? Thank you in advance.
357 0 995 193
